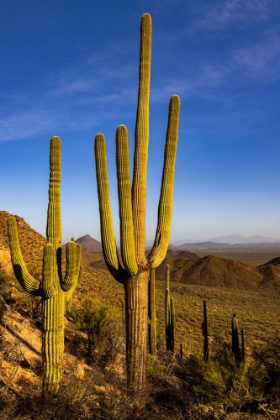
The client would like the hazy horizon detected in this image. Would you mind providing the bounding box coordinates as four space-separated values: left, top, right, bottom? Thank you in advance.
1 1 280 243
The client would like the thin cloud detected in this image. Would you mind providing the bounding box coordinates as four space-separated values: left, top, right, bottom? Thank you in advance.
188 0 272 33
0 111 54 141
0 39 140 142
152 30 280 102
232 32 280 80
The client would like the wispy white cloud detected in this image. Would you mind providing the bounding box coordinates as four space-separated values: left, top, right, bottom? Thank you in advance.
232 31 280 80
188 0 273 32
0 110 54 141
0 9 279 142
152 29 280 102
0 39 140 142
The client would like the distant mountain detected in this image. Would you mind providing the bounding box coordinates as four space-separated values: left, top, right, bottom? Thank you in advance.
207 234 280 244
171 234 280 246
75 234 102 252
178 241 231 250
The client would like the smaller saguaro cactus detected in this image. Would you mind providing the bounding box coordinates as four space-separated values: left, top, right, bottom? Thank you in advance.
179 343 183 359
8 136 81 394
241 328 245 361
202 300 209 361
165 265 175 352
232 313 240 361
170 297 175 352
148 268 157 356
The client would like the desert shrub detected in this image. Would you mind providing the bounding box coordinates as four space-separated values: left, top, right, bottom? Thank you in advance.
253 328 280 415
15 292 42 323
73 296 123 366
0 295 7 322
0 268 13 303
195 338 266 415
0 386 18 420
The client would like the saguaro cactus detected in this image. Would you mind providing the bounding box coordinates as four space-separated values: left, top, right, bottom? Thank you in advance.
165 264 175 352
241 328 245 361
202 300 209 361
148 268 157 356
94 13 180 395
8 136 81 394
232 313 240 361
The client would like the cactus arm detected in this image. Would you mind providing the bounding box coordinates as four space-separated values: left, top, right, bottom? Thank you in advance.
132 13 152 264
116 125 138 276
148 95 181 268
61 241 81 292
42 243 56 299
46 136 62 248
94 133 124 283
8 217 40 296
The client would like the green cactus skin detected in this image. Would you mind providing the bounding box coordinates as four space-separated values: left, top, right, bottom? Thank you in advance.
232 313 240 361
8 136 81 394
94 13 180 395
148 268 157 356
202 300 209 361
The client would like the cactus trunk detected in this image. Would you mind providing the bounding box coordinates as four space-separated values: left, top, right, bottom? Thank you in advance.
124 271 149 392
148 268 157 356
42 289 65 392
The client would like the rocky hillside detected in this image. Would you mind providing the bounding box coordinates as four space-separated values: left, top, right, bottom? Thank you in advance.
1 210 280 293
151 252 280 290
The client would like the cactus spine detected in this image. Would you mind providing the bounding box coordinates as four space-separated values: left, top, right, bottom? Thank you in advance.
8 136 81 394
232 313 240 361
165 265 175 352
148 268 157 356
202 300 209 361
94 13 180 395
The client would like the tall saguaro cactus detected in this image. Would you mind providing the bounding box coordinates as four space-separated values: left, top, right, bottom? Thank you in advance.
94 13 180 395
8 136 81 394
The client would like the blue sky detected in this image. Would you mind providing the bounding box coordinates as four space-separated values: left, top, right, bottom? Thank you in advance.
0 0 280 243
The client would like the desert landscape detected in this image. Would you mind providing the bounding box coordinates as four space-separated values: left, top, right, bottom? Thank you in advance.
1 210 280 419
1 2 280 419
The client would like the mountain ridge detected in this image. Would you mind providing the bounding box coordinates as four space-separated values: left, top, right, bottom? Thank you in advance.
170 234 280 246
